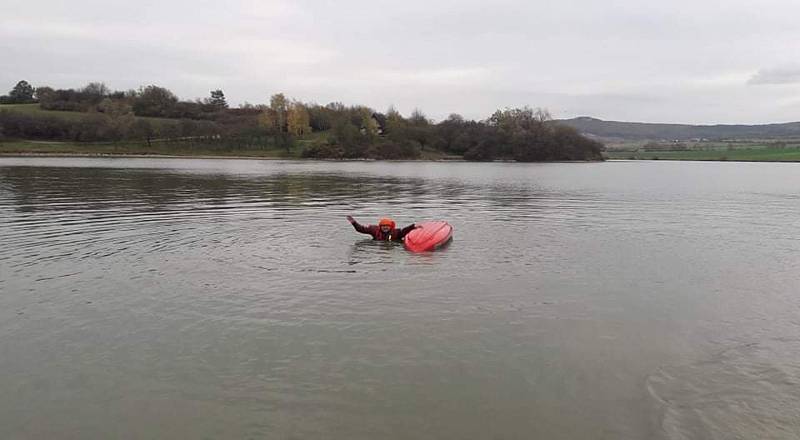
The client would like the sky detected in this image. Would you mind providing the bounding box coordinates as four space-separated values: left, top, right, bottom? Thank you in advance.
2 0 800 124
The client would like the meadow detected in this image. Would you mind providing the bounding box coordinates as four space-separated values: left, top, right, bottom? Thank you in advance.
605 146 800 162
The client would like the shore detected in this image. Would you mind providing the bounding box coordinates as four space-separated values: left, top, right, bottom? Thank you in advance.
604 148 800 162
4 140 800 163
0 141 469 161
0 152 476 162
0 140 299 159
0 143 800 163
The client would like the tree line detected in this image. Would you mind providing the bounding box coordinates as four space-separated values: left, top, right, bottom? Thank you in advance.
0 80 604 161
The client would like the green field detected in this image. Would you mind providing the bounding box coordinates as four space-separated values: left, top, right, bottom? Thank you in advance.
604 148 800 162
0 103 91 121
0 139 302 158
0 104 313 158
0 140 460 160
0 103 182 127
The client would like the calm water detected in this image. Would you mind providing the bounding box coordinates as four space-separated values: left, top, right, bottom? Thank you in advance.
1 158 799 439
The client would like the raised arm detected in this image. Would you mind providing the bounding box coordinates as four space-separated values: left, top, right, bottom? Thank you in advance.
398 223 419 239
347 215 374 235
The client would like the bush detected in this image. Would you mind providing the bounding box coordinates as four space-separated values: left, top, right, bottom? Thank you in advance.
301 143 345 159
0 110 73 140
71 114 115 142
368 140 420 159
464 143 496 161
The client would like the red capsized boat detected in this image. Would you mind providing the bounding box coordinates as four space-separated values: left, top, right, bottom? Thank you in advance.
404 221 453 252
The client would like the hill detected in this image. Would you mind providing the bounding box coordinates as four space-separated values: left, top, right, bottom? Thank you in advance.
559 116 800 142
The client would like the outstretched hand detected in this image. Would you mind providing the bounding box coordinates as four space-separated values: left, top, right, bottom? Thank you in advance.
346 215 355 224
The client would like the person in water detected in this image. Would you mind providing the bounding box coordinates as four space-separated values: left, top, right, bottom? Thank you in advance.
346 216 419 241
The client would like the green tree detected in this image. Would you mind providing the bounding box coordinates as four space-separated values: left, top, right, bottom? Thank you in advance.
9 80 36 103
207 89 228 110
384 106 408 142
407 108 431 150
360 108 380 142
331 119 365 157
133 85 178 117
434 113 466 152
307 104 335 131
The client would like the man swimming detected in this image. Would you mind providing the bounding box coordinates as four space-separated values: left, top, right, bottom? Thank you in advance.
346 216 419 241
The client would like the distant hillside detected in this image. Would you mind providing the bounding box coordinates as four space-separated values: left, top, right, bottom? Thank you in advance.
558 117 800 142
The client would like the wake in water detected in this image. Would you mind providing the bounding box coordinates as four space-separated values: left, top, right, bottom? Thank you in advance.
647 338 800 440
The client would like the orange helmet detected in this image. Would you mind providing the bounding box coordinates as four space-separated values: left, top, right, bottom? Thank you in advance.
378 218 396 229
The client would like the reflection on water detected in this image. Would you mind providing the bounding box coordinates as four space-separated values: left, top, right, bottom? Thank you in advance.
2 158 800 439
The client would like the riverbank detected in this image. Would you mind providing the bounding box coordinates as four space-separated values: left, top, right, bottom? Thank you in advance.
0 101 604 162
22 142 790 163
604 147 800 162
0 140 463 161
10 141 800 163
0 140 297 159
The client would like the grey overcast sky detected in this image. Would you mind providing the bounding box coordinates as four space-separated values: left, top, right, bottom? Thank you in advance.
2 0 799 123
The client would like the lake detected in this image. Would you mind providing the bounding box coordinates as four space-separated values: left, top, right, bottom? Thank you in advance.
1 158 799 439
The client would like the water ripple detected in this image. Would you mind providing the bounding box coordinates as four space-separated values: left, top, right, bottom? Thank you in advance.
3 158 800 439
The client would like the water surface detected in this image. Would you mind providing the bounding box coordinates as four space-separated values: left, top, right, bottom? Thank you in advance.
1 158 799 439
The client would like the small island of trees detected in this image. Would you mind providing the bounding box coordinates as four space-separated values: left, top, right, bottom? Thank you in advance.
0 80 604 161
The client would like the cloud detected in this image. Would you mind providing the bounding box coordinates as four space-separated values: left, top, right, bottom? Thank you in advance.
747 66 800 85
366 67 497 87
3 0 800 123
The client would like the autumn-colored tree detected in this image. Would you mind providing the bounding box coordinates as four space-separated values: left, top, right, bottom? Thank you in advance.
270 93 288 131
287 101 311 136
258 93 298 152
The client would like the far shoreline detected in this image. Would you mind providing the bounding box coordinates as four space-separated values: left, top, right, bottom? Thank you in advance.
0 151 606 163
0 151 465 161
4 151 799 163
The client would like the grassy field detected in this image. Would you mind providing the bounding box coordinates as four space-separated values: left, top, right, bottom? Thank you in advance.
604 148 800 162
0 103 177 123
0 140 301 158
0 103 89 121
0 140 461 160
2 103 84 115
0 104 309 158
